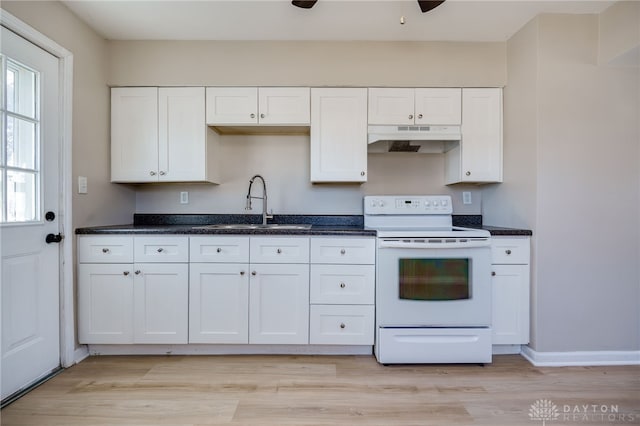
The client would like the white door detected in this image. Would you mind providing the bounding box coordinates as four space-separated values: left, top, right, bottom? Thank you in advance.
414 88 462 125
367 88 415 125
205 87 258 125
1 27 61 400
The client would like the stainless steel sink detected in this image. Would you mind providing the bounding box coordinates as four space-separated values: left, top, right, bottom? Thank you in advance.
193 224 312 230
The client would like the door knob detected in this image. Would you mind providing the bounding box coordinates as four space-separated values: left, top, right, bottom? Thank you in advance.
45 233 63 244
45 211 56 221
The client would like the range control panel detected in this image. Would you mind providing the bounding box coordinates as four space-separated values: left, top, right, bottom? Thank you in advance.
364 195 453 215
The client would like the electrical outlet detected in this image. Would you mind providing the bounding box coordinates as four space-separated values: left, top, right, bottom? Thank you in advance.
462 191 472 205
180 191 189 204
78 176 88 194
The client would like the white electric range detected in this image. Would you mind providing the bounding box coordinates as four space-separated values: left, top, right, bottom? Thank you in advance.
364 195 493 364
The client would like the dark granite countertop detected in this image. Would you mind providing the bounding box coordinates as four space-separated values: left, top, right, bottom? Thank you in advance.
75 214 376 237
75 214 531 237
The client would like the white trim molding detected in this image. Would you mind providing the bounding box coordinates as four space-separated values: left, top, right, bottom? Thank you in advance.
522 346 640 367
1 9 76 368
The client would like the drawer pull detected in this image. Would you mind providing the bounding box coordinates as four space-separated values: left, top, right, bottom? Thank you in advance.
277 248 282 254
491 271 496 276
340 249 346 255
102 248 110 254
123 271 130 276
240 271 245 276
340 282 346 289
505 249 512 255
251 271 257 276
340 323 346 329
157 248 164 253
217 248 222 253
135 270 141 275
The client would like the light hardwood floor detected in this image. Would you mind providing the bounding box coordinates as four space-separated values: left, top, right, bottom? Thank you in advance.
1 354 638 425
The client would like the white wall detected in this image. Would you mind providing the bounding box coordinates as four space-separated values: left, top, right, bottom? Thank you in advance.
483 13 640 353
110 40 506 215
2 1 136 228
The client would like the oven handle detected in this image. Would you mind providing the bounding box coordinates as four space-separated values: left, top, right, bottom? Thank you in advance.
378 239 491 249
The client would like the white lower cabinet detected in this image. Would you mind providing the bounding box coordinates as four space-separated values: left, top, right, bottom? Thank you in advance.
249 263 310 344
189 263 249 344
309 237 376 345
78 235 189 344
491 236 531 345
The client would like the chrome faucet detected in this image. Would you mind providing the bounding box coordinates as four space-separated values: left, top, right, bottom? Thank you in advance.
245 174 273 225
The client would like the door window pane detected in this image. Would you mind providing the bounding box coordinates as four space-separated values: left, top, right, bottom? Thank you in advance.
7 171 37 222
1 56 40 223
7 116 36 169
399 258 470 301
7 60 37 119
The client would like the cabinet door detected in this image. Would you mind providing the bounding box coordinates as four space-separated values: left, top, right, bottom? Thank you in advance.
189 263 249 344
367 88 414 125
111 87 158 182
309 305 374 345
133 263 189 344
78 264 134 344
492 264 530 344
158 87 206 181
414 88 461 125
310 88 368 182
206 87 258 124
258 87 310 125
249 264 309 344
310 264 375 305
460 88 503 182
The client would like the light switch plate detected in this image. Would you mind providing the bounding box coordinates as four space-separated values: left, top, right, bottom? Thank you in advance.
78 176 88 194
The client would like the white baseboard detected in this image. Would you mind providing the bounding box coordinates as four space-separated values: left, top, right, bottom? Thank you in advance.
86 344 373 356
521 346 640 366
492 344 522 355
73 346 90 365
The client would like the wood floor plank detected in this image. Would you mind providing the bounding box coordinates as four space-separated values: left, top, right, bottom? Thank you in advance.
1 354 638 426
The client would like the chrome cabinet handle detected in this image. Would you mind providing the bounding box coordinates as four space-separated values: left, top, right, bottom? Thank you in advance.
102 248 110 253
250 113 256 118
408 114 413 120
340 249 346 255
240 271 245 276
277 248 282 254
159 171 166 176
505 249 512 255
216 248 222 253
135 270 141 275
150 171 156 176
340 323 346 329
360 171 365 176
340 282 346 289
491 271 496 276
123 271 130 276
260 113 265 119
157 248 164 253
251 271 257 276
466 171 471 176
417 113 423 119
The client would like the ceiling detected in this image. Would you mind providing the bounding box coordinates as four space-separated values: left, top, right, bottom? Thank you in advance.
62 0 615 42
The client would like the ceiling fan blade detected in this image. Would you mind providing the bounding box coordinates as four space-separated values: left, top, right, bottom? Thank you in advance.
292 0 318 9
417 1 445 13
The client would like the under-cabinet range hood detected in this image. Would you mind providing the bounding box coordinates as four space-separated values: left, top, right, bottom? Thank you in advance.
368 125 461 154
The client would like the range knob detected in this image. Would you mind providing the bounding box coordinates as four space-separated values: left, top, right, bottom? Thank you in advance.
441 199 448 206
424 201 431 207
370 200 378 207
379 200 386 207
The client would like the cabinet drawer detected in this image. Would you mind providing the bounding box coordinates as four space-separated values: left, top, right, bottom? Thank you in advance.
78 236 133 263
310 237 375 264
310 265 374 305
250 237 309 264
190 236 249 263
134 236 189 263
310 305 374 345
491 237 530 265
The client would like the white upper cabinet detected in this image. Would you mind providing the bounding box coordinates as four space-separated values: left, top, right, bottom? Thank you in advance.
111 87 158 182
368 88 461 125
205 87 310 126
111 87 219 183
446 88 503 184
310 88 368 183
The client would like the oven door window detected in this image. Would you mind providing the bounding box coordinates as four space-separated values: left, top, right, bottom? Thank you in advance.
399 258 470 301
